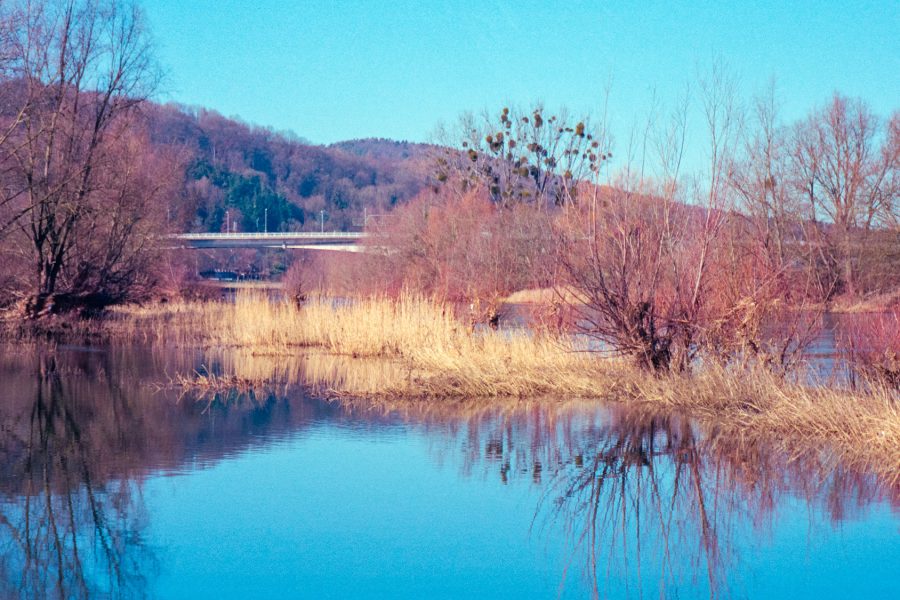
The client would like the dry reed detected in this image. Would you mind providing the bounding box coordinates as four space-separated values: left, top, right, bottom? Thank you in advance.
116 293 900 485
115 292 617 397
504 286 583 304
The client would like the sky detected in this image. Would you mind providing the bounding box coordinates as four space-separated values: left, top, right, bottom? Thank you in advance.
143 0 899 150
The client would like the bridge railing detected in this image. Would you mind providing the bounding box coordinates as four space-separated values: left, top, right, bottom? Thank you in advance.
169 231 368 240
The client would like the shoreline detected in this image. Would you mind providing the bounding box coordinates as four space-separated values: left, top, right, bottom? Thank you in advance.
504 287 900 314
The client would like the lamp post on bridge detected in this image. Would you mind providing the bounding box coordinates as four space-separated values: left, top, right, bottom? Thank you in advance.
320 210 326 233
263 207 269 276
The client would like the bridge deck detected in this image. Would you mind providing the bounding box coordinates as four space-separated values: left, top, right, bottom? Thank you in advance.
169 231 368 250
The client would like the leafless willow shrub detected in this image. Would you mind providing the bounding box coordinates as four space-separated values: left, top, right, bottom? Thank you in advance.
554 73 749 371
555 178 742 372
839 308 900 390
282 252 325 306
554 72 842 373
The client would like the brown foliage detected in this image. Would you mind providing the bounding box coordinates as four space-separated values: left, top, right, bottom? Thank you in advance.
364 183 553 322
840 308 900 389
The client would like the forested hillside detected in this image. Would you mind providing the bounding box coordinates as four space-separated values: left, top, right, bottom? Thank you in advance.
145 104 435 233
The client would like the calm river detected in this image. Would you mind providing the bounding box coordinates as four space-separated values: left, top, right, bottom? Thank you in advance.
0 344 897 599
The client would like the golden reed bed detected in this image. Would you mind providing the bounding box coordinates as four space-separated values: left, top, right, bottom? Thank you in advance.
115 293 900 486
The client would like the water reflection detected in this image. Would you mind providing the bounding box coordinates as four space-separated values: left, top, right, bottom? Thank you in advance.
345 398 897 598
0 353 153 599
0 347 385 598
0 346 896 598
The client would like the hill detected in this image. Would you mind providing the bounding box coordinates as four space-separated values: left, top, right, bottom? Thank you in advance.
330 138 438 161
145 104 435 233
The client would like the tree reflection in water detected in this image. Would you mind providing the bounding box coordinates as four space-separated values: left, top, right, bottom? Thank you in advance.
0 346 381 599
535 412 733 599
0 353 153 599
349 398 895 599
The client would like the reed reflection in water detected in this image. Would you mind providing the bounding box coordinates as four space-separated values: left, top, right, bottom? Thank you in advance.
0 345 896 598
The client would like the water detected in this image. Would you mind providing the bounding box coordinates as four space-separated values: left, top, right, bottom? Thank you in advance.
0 345 897 599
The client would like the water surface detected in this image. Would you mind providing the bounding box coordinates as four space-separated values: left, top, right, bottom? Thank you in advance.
0 345 897 599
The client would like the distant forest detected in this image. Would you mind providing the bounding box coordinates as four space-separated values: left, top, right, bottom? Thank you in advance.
145 103 435 233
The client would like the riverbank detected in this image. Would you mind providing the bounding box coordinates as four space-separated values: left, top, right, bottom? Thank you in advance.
111 293 900 487
824 290 900 313
506 287 900 314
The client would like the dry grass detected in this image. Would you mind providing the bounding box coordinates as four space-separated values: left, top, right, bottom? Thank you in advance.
117 293 900 486
504 286 583 304
630 366 900 486
115 293 614 396
119 294 618 397
170 370 258 393
115 293 465 357
818 290 900 313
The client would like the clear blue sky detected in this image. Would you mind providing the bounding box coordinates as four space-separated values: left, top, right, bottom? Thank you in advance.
144 0 899 147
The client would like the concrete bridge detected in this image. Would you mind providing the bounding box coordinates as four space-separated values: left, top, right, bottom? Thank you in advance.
169 231 368 252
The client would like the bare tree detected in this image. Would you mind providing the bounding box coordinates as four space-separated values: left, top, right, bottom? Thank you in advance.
882 111 900 230
432 104 610 209
790 94 899 296
728 81 799 274
0 0 166 316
